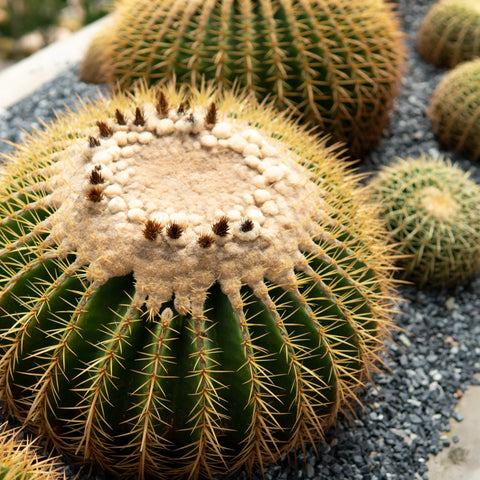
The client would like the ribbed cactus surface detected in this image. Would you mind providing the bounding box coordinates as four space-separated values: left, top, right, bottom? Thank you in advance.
417 0 480 69
0 422 64 480
428 58 480 162
369 155 480 289
80 0 405 159
0 85 396 479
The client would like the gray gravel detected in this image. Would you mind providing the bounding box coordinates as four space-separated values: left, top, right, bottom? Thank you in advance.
1 0 480 479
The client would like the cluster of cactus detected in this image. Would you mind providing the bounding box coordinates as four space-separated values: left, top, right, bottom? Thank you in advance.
417 0 480 69
427 58 480 162
368 155 480 289
0 422 64 480
0 85 396 479
80 0 405 159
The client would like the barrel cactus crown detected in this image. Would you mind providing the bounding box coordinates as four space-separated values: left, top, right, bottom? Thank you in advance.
417 0 480 69
80 0 405 159
0 85 396 479
369 155 480 289
0 422 64 480
428 58 480 162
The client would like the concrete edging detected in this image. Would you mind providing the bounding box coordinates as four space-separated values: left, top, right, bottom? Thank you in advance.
0 15 111 110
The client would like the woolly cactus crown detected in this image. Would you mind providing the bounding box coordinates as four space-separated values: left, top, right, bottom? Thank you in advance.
0 85 396 479
80 0 405 159
369 155 480 289
417 0 480 69
428 58 480 162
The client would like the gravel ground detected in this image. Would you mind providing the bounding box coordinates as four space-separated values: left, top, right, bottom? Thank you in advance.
1 0 480 479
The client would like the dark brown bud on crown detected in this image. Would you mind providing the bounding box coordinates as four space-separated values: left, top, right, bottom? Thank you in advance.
87 186 104 202
240 218 254 232
115 109 127 125
143 220 163 241
212 216 229 237
198 234 215 248
134 107 145 126
96 121 113 138
89 136 101 148
156 91 169 116
89 169 105 185
205 102 217 126
166 222 183 239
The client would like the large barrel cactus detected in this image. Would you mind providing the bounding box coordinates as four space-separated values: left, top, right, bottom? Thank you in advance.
0 422 64 480
417 0 480 69
80 0 405 159
0 85 396 479
428 58 480 162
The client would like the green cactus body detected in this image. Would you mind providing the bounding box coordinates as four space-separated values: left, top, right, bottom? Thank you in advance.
0 422 64 480
428 58 480 162
369 155 480 289
80 0 405 159
0 86 395 479
417 0 480 69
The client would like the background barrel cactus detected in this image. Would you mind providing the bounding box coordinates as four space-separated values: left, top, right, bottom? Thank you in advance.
79 0 405 159
0 84 396 479
369 155 480 289
428 58 480 162
417 0 480 69
0 422 64 480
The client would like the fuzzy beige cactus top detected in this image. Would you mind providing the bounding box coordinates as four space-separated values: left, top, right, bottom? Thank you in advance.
16 88 350 321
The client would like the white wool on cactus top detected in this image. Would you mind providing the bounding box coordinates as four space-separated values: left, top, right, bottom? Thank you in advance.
39 99 327 317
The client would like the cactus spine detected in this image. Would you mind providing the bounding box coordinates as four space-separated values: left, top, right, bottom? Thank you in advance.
369 155 480 289
80 0 405 159
0 85 396 479
417 0 480 69
0 422 64 480
428 58 480 162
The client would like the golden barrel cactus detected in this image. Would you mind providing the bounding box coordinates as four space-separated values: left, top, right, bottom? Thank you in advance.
0 85 396 479
80 0 405 159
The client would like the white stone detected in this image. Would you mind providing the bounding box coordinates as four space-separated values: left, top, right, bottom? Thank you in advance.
227 209 242 221
127 131 138 144
252 175 266 189
243 143 261 157
261 200 279 216
212 122 232 139
128 208 147 223
175 119 193 133
242 128 264 146
263 166 285 184
228 134 248 153
254 189 271 205
113 131 128 147
108 196 127 214
104 184 122 197
138 131 154 144
92 150 112 164
116 170 132 185
200 134 218 148
121 146 135 158
156 118 175 135
244 155 260 169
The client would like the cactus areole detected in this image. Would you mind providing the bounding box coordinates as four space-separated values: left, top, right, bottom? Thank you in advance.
0 87 395 479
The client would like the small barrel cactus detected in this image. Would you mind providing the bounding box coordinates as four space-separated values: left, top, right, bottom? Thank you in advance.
428 58 480 162
0 85 396 479
417 0 480 69
80 0 405 159
0 422 64 480
369 155 480 289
